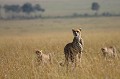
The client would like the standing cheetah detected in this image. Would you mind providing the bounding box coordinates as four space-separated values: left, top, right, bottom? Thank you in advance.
64 28 84 69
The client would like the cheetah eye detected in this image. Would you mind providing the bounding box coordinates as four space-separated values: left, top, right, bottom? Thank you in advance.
76 31 79 33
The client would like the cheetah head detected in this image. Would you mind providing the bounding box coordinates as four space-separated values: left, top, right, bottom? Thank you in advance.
72 28 82 38
101 47 108 53
35 50 43 56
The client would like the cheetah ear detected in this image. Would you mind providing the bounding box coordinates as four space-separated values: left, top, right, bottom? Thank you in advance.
40 50 42 53
35 50 40 54
79 28 82 31
72 28 75 32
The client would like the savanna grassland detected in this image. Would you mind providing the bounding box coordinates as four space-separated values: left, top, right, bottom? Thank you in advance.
0 17 120 79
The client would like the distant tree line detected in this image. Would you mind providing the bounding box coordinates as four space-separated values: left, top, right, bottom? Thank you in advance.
0 2 120 20
0 3 45 19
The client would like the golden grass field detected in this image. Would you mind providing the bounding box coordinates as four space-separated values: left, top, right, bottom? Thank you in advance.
0 17 120 79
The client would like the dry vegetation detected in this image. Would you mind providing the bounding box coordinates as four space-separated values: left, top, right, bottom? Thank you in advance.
0 17 120 79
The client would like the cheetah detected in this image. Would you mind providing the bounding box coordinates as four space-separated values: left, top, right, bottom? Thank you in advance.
35 50 52 65
63 28 84 69
101 46 117 59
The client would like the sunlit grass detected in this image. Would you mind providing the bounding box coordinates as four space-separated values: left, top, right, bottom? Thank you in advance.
0 31 120 79
0 17 120 79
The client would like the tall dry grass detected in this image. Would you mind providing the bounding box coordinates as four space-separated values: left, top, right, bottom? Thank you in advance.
0 17 120 79
0 31 120 79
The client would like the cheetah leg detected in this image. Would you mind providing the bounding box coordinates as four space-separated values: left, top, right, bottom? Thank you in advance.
74 56 77 68
78 52 82 67
78 53 82 62
71 56 77 71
